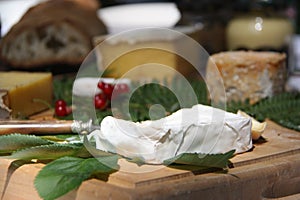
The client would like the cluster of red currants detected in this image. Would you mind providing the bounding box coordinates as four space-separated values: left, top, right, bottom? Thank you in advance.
54 80 130 117
54 99 72 117
95 81 129 110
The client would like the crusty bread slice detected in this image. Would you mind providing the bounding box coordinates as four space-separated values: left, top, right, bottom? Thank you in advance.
0 0 106 68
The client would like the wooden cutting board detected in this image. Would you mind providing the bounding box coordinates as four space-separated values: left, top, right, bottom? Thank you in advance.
1 120 300 200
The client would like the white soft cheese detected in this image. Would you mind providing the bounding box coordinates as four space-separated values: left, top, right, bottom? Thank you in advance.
90 104 252 164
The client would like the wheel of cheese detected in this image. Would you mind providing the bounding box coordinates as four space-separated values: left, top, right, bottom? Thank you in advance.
206 51 287 104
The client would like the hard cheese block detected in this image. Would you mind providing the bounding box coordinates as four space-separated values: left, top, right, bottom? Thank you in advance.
93 29 200 81
206 51 287 104
0 71 53 118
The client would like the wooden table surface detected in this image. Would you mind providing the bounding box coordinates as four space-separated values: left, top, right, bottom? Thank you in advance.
1 120 300 200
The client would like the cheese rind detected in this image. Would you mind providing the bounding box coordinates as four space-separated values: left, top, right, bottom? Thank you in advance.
0 71 53 118
90 104 252 164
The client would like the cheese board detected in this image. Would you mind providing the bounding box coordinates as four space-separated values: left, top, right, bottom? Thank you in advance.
1 120 300 200
0 1 299 199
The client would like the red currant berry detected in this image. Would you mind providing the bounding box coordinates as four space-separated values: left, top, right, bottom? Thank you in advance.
97 81 106 90
55 99 69 116
55 105 67 116
55 99 67 107
66 106 72 115
94 94 107 110
96 92 106 99
102 84 114 100
114 83 130 94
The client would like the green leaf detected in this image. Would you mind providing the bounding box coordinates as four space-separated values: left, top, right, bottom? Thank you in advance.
34 156 119 200
163 150 235 169
39 136 67 142
5 143 90 160
0 134 52 154
53 76 74 105
40 134 80 142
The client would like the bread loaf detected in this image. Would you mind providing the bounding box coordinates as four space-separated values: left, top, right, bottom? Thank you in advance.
0 0 106 68
206 51 287 104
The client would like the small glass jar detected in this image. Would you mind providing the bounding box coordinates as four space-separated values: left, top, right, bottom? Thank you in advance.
226 0 294 52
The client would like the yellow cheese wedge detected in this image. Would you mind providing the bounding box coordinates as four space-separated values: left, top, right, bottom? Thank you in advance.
0 71 53 118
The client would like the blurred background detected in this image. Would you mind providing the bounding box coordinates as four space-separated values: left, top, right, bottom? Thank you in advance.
0 0 300 76
1 0 298 50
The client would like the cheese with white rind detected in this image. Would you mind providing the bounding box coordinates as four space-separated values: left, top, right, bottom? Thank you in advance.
89 104 252 164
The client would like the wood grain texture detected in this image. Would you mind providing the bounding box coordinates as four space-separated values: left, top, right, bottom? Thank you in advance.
1 120 300 200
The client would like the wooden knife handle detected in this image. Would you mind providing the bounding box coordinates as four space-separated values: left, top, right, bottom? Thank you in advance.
0 120 74 135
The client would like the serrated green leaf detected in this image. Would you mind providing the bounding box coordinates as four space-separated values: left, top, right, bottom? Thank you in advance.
34 156 119 200
39 136 67 142
226 92 300 131
0 134 52 154
40 134 80 142
163 150 235 169
5 143 89 160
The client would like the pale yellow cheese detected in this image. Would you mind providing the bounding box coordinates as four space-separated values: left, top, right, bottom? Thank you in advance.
101 46 178 80
93 31 198 81
0 71 53 118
